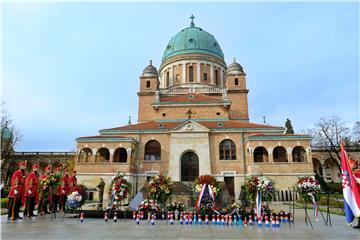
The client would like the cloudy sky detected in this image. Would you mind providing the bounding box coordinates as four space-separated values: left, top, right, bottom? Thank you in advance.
2 2 359 151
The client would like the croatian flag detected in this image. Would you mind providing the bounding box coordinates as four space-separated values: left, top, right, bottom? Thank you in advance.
340 143 360 223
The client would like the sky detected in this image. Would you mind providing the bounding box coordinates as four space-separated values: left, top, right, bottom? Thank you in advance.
2 2 359 151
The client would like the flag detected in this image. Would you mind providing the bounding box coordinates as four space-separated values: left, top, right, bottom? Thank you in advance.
340 143 360 223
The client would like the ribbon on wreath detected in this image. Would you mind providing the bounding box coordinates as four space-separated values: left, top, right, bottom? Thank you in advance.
195 184 215 209
255 189 264 219
308 192 318 217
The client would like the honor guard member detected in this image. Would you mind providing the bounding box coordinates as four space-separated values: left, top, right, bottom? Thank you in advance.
24 163 39 217
69 170 77 191
38 165 52 214
59 168 70 211
7 161 26 220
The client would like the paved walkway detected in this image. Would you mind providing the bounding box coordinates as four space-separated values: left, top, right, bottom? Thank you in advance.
1 207 359 239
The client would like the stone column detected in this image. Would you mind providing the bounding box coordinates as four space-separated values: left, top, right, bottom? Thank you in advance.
182 62 186 83
109 148 115 163
268 148 273 163
210 64 214 84
220 69 224 87
92 148 97 162
169 65 174 86
287 147 293 163
197 61 201 82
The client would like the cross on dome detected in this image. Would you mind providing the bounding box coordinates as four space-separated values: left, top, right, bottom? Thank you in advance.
190 14 195 27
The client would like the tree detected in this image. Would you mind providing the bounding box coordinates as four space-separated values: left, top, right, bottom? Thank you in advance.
1 103 22 174
285 118 294 134
352 121 360 146
310 116 351 172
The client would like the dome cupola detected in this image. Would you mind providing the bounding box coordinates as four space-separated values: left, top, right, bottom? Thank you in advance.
141 60 158 77
161 15 224 64
227 58 245 75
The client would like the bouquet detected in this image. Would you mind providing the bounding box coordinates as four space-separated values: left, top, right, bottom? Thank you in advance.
148 174 173 207
109 172 131 208
192 175 221 200
245 175 276 202
137 199 160 212
297 176 320 202
40 175 51 190
49 173 61 189
167 202 185 212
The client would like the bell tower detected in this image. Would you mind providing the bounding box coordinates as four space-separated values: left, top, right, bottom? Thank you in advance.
138 60 159 123
225 58 249 121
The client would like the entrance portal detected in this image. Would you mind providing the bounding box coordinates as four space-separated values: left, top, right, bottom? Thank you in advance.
181 151 199 181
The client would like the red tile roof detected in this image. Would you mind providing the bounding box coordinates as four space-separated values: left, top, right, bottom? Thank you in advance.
77 135 130 139
101 120 281 131
160 93 223 103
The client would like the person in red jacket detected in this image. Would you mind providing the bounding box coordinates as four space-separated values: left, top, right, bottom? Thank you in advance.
59 168 70 212
7 161 26 220
53 166 62 212
69 170 77 191
23 163 39 217
38 165 52 214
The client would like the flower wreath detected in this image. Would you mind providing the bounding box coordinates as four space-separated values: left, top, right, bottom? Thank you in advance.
109 172 132 208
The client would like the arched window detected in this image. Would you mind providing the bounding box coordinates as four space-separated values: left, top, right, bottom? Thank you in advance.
254 147 268 162
219 139 236 160
114 148 127 163
96 148 110 162
189 66 194 82
166 71 170 87
215 69 219 85
273 146 288 162
144 140 161 160
292 146 307 162
78 148 92 163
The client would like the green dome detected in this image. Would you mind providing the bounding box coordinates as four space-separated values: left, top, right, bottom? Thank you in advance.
162 26 224 62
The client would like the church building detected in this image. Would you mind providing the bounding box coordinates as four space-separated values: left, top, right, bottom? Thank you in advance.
75 16 314 204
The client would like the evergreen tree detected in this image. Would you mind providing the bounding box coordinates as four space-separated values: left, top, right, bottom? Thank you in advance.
285 118 294 134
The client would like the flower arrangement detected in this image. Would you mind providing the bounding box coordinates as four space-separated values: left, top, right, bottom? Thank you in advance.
148 174 173 207
245 175 276 202
109 172 131 207
137 199 160 213
166 202 185 212
40 173 60 190
192 175 221 200
66 191 83 210
297 176 320 202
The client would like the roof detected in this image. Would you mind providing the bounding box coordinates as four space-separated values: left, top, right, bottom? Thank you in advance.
162 25 224 63
244 133 311 141
100 120 282 132
76 135 137 143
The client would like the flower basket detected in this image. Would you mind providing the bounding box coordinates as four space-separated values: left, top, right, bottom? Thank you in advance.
166 202 185 212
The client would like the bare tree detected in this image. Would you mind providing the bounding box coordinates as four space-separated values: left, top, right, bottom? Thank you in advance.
352 121 360 146
1 103 22 173
310 116 351 171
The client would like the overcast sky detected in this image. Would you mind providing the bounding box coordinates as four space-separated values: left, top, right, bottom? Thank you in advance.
2 2 359 151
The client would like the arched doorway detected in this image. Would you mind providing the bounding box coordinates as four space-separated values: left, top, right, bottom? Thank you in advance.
181 151 199 181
